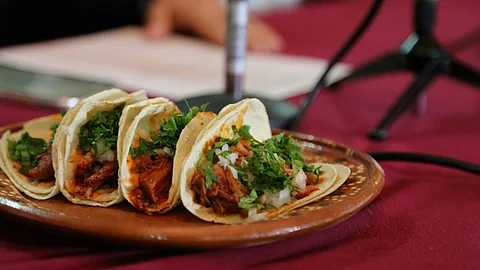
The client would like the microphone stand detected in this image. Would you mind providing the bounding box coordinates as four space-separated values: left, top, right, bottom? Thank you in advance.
324 0 480 140
177 0 298 129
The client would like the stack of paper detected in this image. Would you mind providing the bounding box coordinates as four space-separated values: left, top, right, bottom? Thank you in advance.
0 27 350 100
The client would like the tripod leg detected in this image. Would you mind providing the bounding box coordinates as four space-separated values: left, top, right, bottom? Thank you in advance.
328 52 407 88
445 59 480 88
369 60 442 140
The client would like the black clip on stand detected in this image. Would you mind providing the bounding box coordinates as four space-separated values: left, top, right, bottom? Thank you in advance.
177 0 298 129
326 0 480 140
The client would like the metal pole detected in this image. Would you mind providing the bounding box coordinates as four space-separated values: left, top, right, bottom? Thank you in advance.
225 0 248 101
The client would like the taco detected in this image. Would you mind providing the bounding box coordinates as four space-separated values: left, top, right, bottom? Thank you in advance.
180 98 351 224
120 102 216 214
57 90 148 207
0 114 63 199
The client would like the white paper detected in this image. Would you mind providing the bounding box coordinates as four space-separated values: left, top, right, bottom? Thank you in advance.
0 27 350 100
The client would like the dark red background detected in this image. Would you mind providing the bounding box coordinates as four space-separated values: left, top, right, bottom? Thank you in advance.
1 0 479 269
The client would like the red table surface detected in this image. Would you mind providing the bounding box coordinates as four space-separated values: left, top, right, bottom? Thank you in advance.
1 0 479 269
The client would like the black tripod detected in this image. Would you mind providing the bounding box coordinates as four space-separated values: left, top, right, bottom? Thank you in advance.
328 0 480 140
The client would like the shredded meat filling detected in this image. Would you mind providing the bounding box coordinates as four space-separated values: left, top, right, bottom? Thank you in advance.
306 172 320 185
191 140 251 216
73 152 118 198
130 154 173 212
27 146 54 182
190 139 323 215
84 161 118 198
294 185 319 200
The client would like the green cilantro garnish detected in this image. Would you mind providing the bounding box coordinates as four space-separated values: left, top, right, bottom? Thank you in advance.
303 164 323 183
196 149 218 189
235 125 256 142
199 124 324 211
204 148 218 188
78 103 125 155
238 189 265 210
130 104 208 159
129 138 157 159
192 122 326 213
214 137 239 149
8 132 48 174
204 165 218 189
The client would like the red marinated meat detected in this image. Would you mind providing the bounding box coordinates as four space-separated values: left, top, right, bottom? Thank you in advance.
195 164 249 216
84 161 118 198
306 172 320 185
294 185 319 200
28 146 54 182
75 152 94 179
191 171 210 206
130 154 173 210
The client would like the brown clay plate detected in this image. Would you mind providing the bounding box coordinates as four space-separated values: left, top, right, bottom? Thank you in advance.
0 123 385 249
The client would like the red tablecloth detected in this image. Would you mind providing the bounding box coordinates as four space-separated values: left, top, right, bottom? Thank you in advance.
1 0 479 269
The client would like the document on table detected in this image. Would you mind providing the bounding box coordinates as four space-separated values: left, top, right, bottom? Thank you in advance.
0 26 350 100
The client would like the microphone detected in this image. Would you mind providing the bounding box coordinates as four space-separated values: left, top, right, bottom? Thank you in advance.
177 0 298 129
225 0 248 101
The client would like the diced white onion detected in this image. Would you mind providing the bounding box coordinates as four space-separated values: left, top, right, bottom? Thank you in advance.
265 188 291 208
215 143 239 169
163 147 172 156
215 144 230 156
277 189 291 207
245 172 255 182
248 209 267 222
155 147 173 156
218 155 230 169
228 165 238 179
293 169 307 191
96 140 106 154
98 150 116 162
222 144 229 152
228 152 238 164
95 140 116 162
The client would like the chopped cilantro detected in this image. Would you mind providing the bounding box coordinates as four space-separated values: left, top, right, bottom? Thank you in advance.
203 165 218 189
217 149 234 160
129 137 157 159
8 133 48 174
234 125 256 142
303 164 323 183
238 189 265 210
130 104 208 159
198 124 324 212
196 154 205 168
78 103 125 155
214 137 239 149
207 148 215 164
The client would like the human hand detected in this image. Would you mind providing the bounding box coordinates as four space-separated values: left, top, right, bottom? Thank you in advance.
143 0 285 52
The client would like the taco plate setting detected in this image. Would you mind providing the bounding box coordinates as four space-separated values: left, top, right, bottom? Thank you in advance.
0 89 385 248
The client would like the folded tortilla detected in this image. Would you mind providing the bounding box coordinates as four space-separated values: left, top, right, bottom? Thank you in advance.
0 115 62 199
120 101 216 214
180 98 351 224
57 89 148 207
